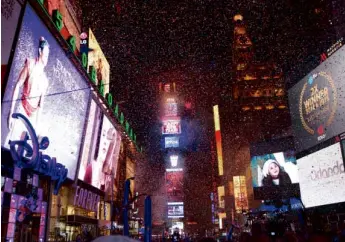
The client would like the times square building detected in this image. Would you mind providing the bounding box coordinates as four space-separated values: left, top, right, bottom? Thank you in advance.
1 0 144 241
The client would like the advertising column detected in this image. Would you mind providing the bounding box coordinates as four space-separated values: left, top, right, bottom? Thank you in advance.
213 105 226 228
160 82 184 234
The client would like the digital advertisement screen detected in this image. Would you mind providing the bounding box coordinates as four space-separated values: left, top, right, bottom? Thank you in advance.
250 137 300 199
166 171 184 202
0 4 90 180
1 0 22 66
233 176 249 212
167 202 184 218
297 142 345 208
164 101 178 117
88 29 110 94
288 46 345 153
165 136 179 148
251 151 299 187
162 118 181 135
78 99 121 193
165 153 184 170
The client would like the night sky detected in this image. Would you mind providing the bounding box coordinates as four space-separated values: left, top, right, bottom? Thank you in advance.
77 0 342 228
81 0 337 149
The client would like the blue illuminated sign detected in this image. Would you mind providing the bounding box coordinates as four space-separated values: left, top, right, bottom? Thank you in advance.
9 113 68 195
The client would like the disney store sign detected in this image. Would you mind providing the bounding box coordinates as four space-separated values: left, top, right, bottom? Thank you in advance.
9 113 68 195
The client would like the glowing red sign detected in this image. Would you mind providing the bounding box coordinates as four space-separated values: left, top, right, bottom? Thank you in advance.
162 118 181 135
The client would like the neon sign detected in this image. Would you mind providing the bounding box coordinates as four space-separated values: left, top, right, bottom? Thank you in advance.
165 137 179 148
170 155 178 167
73 186 100 212
9 113 68 195
162 119 181 135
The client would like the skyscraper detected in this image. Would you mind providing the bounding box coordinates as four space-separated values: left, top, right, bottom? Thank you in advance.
212 14 291 227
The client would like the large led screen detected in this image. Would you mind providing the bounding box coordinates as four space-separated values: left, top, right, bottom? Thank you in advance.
1 4 90 180
251 151 299 187
164 98 178 117
162 118 181 135
297 142 345 208
1 0 22 66
288 46 345 153
165 136 179 148
166 171 184 202
250 137 300 199
167 202 184 218
78 99 121 193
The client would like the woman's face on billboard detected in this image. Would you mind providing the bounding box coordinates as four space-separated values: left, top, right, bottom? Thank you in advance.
98 127 114 162
268 163 280 178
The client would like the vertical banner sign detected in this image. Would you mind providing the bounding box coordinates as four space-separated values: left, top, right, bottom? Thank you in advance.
213 105 224 176
233 176 249 212
88 29 110 94
80 32 88 69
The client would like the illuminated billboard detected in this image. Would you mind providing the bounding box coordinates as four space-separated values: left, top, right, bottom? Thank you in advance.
288 46 345 152
217 186 225 209
78 99 121 193
170 155 179 167
213 105 224 176
166 170 184 202
165 136 179 148
250 137 300 199
233 176 248 212
251 151 299 187
1 0 22 68
1 4 91 180
297 142 345 208
162 117 181 135
167 202 184 218
164 98 178 117
88 29 110 94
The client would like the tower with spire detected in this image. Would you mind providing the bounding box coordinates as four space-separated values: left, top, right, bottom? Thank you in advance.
231 14 287 113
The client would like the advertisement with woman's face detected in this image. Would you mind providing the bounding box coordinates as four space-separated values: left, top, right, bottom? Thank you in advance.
1 4 90 180
78 99 121 193
251 151 299 188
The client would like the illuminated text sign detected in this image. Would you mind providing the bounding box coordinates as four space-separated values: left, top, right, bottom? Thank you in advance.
162 119 181 135
9 113 68 195
165 137 179 148
73 186 100 212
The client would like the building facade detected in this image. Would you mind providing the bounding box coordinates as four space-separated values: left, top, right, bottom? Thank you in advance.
212 14 291 228
1 1 144 241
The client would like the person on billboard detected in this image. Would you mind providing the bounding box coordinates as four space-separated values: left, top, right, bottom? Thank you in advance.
101 128 120 193
6 37 50 141
84 126 117 190
262 159 292 186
